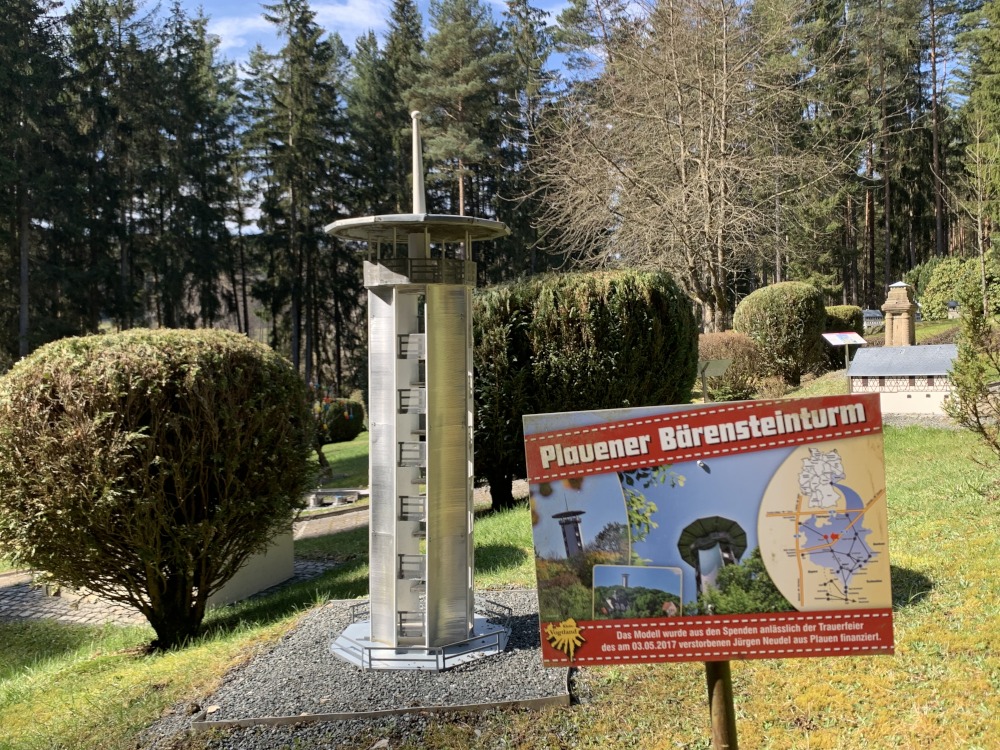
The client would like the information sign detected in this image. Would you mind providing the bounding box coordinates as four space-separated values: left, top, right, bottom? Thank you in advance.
523 394 893 667
822 332 867 346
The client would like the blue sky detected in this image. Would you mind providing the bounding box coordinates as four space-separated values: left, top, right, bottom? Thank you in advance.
172 0 570 64
531 472 628 559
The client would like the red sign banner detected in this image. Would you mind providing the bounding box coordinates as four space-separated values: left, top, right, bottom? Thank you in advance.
526 394 882 483
539 609 894 665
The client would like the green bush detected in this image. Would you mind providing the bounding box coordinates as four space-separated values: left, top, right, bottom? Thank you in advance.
732 281 826 386
921 257 972 320
0 329 313 649
905 257 942 301
920 250 1000 320
474 270 698 509
823 305 864 371
697 331 761 401
313 389 365 446
825 305 864 336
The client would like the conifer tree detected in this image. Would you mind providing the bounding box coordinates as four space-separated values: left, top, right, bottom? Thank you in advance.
409 0 509 216
0 0 68 358
385 0 425 211
253 0 354 384
347 32 397 214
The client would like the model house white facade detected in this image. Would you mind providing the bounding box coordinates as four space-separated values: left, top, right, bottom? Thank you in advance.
848 344 956 415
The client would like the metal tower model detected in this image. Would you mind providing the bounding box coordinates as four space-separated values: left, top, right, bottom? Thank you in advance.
325 112 511 670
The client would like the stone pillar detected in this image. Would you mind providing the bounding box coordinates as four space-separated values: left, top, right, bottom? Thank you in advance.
881 281 916 347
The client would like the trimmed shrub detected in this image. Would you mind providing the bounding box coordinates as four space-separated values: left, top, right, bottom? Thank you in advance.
0 329 313 649
921 257 972 320
697 331 761 401
313 389 365 447
825 305 864 336
904 257 941 301
823 305 864 371
921 250 1000 320
733 281 826 386
474 270 698 510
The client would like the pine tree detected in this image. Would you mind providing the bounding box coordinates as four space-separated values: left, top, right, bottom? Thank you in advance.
0 0 69 358
253 0 355 384
384 0 425 211
491 0 555 278
66 0 161 330
346 32 397 214
409 0 509 216
150 3 238 328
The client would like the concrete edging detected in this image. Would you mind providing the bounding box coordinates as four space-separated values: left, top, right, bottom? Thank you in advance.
191 691 571 732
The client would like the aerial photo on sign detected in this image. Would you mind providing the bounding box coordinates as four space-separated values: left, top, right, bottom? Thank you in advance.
523 393 894 667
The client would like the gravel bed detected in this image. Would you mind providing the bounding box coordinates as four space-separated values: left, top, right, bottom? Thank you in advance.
140 589 567 749
881 413 961 429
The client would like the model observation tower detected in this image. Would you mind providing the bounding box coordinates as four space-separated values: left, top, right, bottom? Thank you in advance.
325 112 511 670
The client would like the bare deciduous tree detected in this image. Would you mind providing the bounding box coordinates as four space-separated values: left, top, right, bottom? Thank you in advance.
532 0 850 330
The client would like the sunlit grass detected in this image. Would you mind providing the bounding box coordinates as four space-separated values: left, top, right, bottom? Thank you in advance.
785 369 850 398
317 431 369 489
2 427 998 749
0 562 368 750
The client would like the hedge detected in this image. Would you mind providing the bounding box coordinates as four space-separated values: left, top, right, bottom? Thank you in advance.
697 331 761 401
823 305 864 371
474 270 698 509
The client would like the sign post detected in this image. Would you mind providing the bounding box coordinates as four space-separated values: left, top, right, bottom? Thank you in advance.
523 394 893 746
706 660 738 748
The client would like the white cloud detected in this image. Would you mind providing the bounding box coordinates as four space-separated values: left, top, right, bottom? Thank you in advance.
205 0 391 59
207 14 275 54
313 0 391 43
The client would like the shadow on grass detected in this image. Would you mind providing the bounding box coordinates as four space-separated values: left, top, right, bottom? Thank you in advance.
891 564 933 608
295 525 369 563
475 543 530 573
199 558 369 642
0 620 121 680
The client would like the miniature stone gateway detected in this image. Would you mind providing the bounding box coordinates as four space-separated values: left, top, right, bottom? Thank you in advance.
323 112 511 670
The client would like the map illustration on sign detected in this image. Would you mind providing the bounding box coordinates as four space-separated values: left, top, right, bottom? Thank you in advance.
759 442 890 611
524 394 894 666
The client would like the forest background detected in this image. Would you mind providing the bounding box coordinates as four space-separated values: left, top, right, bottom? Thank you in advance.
6 0 1000 392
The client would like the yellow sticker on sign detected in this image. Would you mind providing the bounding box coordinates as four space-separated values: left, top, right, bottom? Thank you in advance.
545 618 585 660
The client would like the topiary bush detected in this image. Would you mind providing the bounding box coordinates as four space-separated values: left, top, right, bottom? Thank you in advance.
474 270 698 510
825 305 864 336
0 329 314 650
904 257 942 301
697 331 761 401
312 387 365 469
732 281 826 386
920 257 972 320
823 305 864 371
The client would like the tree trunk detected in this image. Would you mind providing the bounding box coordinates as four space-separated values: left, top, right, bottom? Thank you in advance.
146 576 206 650
18 188 30 358
486 470 516 512
929 0 947 257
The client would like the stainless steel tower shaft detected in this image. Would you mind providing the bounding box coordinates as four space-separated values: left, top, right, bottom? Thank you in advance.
325 112 510 669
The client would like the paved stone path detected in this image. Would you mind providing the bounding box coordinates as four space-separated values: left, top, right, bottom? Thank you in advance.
0 481 527 628
0 508 368 628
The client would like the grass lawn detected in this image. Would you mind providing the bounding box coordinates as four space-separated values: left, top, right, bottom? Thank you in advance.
316 431 369 489
2 427 999 749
